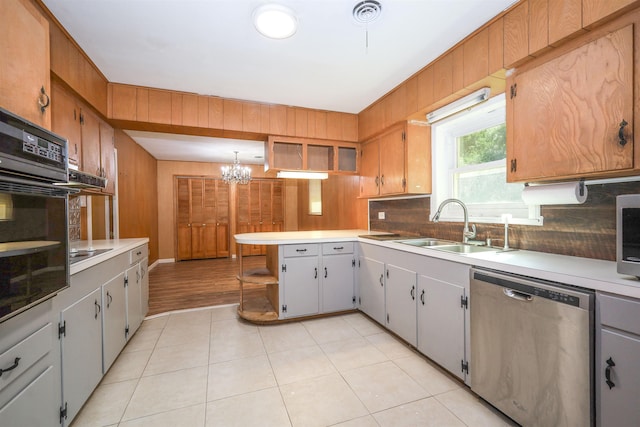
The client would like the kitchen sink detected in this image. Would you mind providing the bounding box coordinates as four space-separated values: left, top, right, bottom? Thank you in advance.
398 238 456 247
430 244 499 254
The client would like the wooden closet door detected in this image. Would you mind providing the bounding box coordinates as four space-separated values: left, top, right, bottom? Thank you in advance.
176 178 192 261
272 180 284 232
249 181 262 255
201 179 218 258
215 180 230 257
189 179 206 259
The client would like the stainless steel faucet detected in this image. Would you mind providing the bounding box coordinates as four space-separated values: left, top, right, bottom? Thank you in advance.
432 198 476 243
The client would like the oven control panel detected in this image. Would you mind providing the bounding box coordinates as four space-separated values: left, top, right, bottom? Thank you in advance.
22 131 63 163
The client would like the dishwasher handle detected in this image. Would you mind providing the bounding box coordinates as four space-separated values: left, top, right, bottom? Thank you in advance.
503 288 533 302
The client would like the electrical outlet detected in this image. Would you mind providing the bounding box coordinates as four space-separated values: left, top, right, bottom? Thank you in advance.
378 212 386 220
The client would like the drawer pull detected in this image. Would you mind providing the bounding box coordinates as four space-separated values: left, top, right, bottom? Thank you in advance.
296 249 307 253
605 357 616 389
136 251 142 256
333 246 344 251
0 357 21 377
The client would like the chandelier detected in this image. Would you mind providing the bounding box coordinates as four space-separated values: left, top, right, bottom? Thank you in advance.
221 151 252 185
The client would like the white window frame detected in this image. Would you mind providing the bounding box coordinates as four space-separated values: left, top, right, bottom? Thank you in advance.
430 94 542 226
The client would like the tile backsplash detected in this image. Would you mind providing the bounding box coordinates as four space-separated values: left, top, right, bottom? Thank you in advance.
69 196 81 242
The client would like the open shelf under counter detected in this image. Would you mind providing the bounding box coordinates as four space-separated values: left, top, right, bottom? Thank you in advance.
236 244 280 324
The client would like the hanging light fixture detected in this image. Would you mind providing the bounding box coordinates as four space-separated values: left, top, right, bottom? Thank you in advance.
221 151 252 185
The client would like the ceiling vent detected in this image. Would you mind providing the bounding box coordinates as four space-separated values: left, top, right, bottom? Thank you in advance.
352 0 382 25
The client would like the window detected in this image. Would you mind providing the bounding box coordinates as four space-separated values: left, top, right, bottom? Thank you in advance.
431 94 541 225
308 179 322 215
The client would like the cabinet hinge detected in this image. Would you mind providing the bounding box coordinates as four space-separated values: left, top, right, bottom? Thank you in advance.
386 313 390 323
60 402 68 423
282 304 287 313
510 83 517 99
124 277 129 287
125 325 130 339
352 258 356 267
352 296 356 304
358 259 361 268
58 321 66 339
461 295 468 309
461 360 469 375
386 269 389 278
402 131 406 142
281 264 287 273
358 297 361 305
402 177 406 189
510 158 517 173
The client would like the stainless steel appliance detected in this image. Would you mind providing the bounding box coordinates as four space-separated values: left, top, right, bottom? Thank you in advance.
617 194 640 277
0 107 75 322
470 268 594 427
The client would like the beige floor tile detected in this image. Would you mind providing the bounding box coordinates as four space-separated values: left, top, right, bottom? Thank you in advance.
268 345 336 385
331 415 381 427
342 361 429 413
122 366 208 421
342 313 385 336
373 397 466 427
117 403 206 427
302 316 361 344
209 331 265 363
211 317 259 338
258 322 316 353
280 373 368 427
205 387 291 427
139 315 169 331
102 348 153 384
123 327 162 353
365 332 415 360
165 308 213 328
393 354 461 396
143 339 209 376
436 388 518 427
321 336 388 372
71 379 137 427
207 354 276 401
210 303 240 322
155 320 211 348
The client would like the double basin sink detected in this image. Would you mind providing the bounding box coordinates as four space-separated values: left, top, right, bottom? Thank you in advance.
397 238 509 255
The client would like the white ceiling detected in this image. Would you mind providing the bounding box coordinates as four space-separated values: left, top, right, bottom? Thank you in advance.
42 0 517 163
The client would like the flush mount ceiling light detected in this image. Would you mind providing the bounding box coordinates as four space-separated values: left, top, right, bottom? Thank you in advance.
221 151 252 185
253 4 298 39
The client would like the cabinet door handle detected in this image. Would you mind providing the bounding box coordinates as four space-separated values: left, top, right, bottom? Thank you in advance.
619 119 628 146
410 285 415 300
380 175 385 186
324 267 328 278
314 267 318 279
605 357 616 389
375 176 379 187
38 86 50 113
420 289 425 305
379 274 384 286
95 299 101 319
0 357 21 377
107 291 113 308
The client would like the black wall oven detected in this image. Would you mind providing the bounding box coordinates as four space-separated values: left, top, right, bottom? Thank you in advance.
0 107 74 323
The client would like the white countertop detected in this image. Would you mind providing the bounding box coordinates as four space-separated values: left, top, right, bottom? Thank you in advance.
70 238 149 275
235 230 640 299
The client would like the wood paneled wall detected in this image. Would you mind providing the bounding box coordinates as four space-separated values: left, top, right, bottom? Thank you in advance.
297 175 368 231
115 129 159 263
367 182 640 261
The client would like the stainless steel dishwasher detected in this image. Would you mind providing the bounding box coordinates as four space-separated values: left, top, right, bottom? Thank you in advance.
470 268 594 427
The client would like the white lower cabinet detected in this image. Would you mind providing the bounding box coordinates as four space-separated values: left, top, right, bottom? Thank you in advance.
358 256 386 325
59 288 103 423
279 242 355 319
0 366 56 426
385 264 417 346
597 292 640 427
357 242 470 384
417 274 467 380
126 264 143 335
102 272 127 373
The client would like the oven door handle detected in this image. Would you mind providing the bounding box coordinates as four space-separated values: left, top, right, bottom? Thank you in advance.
503 288 533 302
0 174 79 195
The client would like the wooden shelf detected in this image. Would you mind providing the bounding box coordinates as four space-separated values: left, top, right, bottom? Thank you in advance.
237 244 280 324
237 267 278 285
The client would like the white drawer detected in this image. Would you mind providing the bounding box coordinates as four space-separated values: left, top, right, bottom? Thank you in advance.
599 293 640 335
322 242 354 255
129 245 148 265
283 244 318 257
0 323 52 393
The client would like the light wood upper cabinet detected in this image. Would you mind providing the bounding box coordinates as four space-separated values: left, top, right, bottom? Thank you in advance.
584 0 638 27
504 1 531 67
507 24 634 182
0 0 51 128
549 0 584 46
99 122 116 194
360 122 430 197
265 135 358 174
52 83 82 167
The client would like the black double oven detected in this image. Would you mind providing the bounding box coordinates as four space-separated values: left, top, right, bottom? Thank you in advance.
0 107 75 322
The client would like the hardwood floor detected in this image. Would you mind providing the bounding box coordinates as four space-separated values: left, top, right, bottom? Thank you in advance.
147 256 268 316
